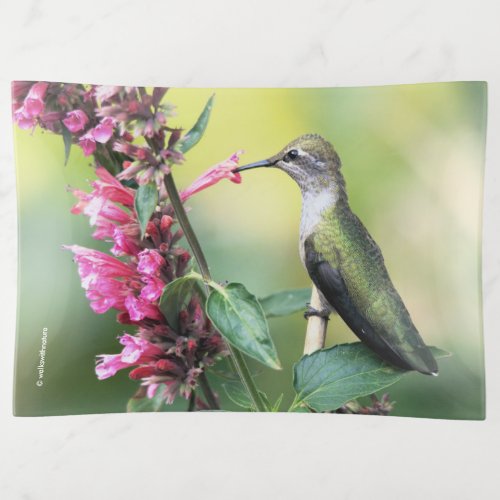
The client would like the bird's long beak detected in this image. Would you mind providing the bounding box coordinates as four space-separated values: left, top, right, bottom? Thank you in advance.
233 159 274 173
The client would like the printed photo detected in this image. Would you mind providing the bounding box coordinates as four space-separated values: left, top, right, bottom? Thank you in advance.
12 82 486 418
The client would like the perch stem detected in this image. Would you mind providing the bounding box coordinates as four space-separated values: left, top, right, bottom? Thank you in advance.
303 285 328 355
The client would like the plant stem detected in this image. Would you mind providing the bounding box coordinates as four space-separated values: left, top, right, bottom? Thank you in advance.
163 173 267 412
163 173 211 281
198 372 220 410
230 349 266 412
188 391 196 412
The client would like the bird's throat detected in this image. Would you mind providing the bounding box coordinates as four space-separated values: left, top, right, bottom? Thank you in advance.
299 188 338 265
300 188 337 234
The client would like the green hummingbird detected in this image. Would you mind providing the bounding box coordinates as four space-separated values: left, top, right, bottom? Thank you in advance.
235 134 438 375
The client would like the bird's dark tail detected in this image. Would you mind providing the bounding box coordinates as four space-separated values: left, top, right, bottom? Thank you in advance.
358 328 439 375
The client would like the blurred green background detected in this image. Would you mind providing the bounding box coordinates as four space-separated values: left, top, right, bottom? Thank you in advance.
13 83 486 419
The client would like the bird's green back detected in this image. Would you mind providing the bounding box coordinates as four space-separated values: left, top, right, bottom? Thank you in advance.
312 200 436 372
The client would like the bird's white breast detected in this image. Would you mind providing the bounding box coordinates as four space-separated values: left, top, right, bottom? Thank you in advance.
299 189 337 265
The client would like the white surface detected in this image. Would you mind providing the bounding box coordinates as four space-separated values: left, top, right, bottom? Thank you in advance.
1 1 499 498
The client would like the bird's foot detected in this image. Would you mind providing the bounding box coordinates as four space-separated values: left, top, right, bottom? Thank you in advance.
304 306 330 321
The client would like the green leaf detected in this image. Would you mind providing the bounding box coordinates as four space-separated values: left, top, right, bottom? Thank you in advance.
293 343 450 412
127 387 166 412
134 182 158 238
62 124 72 166
223 383 254 411
258 391 273 412
290 405 311 413
206 282 281 370
271 393 284 412
223 383 279 412
159 272 204 330
259 288 311 317
179 94 214 153
210 358 246 382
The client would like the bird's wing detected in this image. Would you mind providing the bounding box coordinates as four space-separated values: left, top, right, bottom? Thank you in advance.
303 235 438 375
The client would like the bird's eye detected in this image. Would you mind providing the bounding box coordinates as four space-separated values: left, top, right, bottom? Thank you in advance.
284 149 299 162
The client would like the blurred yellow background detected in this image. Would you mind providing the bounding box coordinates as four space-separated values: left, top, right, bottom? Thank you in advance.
13 83 486 418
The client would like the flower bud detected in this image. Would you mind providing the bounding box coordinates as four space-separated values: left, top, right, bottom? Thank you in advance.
160 215 173 232
156 359 179 372
129 366 156 380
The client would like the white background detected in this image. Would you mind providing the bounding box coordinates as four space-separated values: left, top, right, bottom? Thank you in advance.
1 1 499 498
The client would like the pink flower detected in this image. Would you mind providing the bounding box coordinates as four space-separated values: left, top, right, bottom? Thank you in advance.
70 188 92 215
70 167 137 243
92 166 134 207
71 189 132 242
160 381 182 404
63 110 89 133
146 383 160 399
67 176 168 323
79 131 96 156
94 85 121 103
93 117 115 143
93 295 228 406
13 109 36 130
11 81 33 101
95 354 130 380
124 295 163 322
70 166 134 215
64 244 164 321
143 379 182 405
39 111 62 130
115 161 145 182
137 249 165 277
63 245 135 288
85 282 128 314
144 119 155 138
119 334 164 362
96 334 164 380
175 250 191 277
111 226 141 256
23 82 48 117
81 195 131 227
128 365 156 380
92 219 116 240
12 82 49 129
140 276 165 302
114 142 156 162
63 244 134 313
181 151 243 201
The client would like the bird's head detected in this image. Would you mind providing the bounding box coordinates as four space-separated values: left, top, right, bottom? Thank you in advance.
234 134 342 193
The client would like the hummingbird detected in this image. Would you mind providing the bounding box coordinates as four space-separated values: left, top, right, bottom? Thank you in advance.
234 134 438 375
